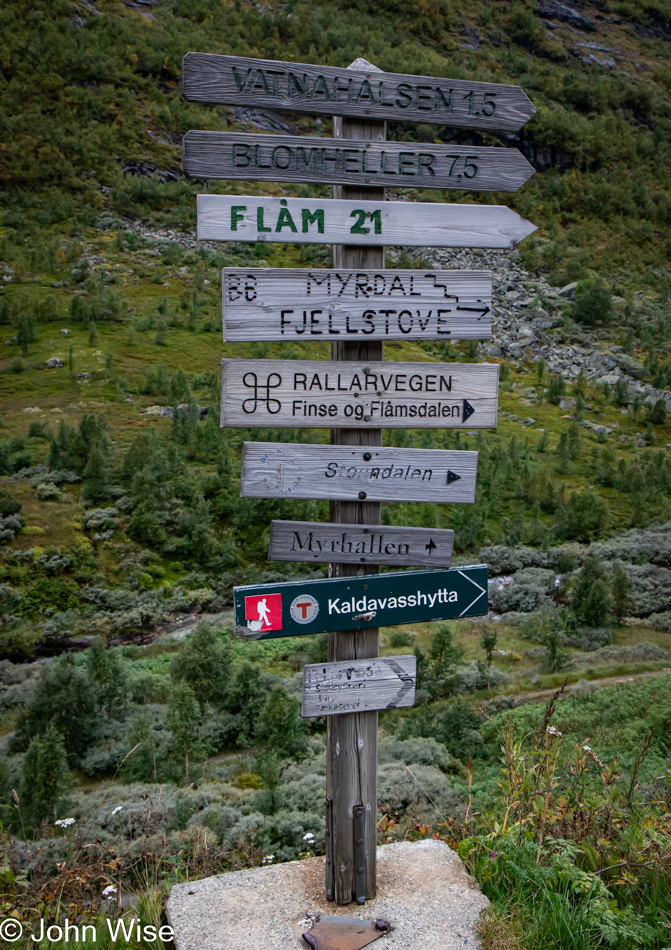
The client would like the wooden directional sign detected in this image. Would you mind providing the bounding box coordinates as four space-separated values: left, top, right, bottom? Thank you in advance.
184 132 535 194
301 655 417 718
241 443 478 504
270 521 455 569
182 53 536 132
233 564 488 640
198 195 536 248
221 359 499 429
222 268 492 342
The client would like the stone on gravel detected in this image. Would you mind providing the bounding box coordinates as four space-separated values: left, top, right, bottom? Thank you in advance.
165 840 488 950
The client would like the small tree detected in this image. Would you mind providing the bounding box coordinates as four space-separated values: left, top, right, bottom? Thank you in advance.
20 724 70 827
166 683 202 781
647 398 667 426
81 443 111 503
429 623 464 697
547 376 566 405
170 622 233 711
17 313 35 356
571 556 613 627
86 639 127 716
613 378 630 407
612 563 632 625
88 321 99 346
537 357 545 383
573 282 613 327
480 624 498 667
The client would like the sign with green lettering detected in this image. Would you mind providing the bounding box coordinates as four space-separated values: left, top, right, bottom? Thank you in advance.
233 565 488 640
182 53 536 132
198 195 537 248
221 267 492 342
184 132 535 193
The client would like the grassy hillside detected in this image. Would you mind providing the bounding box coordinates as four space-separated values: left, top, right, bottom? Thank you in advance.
3 2 671 948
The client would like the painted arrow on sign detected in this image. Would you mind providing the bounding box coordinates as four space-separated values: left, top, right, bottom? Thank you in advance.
241 442 478 504
184 132 535 193
198 195 537 248
234 565 489 640
221 359 499 429
301 655 417 718
182 53 536 131
220 267 493 343
269 521 455 569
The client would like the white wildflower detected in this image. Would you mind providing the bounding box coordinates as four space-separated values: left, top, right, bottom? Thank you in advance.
303 832 315 842
261 855 275 865
583 745 591 753
111 806 123 816
547 726 563 738
102 885 118 898
55 818 75 828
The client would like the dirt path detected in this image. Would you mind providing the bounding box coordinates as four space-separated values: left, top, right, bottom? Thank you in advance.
509 667 671 705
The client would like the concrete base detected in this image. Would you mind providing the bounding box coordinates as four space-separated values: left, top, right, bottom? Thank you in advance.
165 840 488 950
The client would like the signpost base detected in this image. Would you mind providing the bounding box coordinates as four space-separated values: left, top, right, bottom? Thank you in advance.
165 840 489 950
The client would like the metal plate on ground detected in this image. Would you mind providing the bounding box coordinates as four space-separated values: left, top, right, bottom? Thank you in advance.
302 914 392 950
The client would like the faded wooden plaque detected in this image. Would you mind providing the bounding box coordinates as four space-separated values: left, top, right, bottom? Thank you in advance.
198 194 537 248
240 442 478 504
270 521 455 568
182 53 536 131
222 268 492 342
184 132 535 193
301 655 417 718
221 359 499 429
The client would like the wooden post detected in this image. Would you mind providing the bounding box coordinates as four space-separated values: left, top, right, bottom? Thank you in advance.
327 58 385 906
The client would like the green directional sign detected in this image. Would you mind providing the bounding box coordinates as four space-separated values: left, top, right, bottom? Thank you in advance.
233 565 488 640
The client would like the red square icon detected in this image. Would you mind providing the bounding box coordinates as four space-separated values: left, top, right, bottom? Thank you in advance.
245 593 282 632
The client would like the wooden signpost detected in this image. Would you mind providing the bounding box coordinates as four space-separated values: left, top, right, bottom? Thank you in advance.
184 131 535 193
198 194 537 248
270 521 455 569
221 267 492 342
233 565 488 639
240 442 478 504
184 46 536 908
221 359 499 429
301 656 417 718
182 53 536 131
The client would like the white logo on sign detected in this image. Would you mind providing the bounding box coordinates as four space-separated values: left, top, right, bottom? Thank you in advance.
290 594 319 625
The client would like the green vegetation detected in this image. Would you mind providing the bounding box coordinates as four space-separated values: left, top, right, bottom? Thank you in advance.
3 0 671 946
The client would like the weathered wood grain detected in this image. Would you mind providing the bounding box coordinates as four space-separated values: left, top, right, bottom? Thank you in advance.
221 267 492 342
240 442 479 504
302 655 417 718
181 53 536 131
198 194 537 248
221 359 500 429
327 79 385 907
270 521 455 568
184 131 535 193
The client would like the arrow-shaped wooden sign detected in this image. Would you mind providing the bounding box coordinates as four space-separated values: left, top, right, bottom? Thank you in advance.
269 521 455 568
184 132 535 193
240 442 478 504
301 655 417 718
182 53 536 132
221 267 492 342
198 194 537 248
221 359 499 429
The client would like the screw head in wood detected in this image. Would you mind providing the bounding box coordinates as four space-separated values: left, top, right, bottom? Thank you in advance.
358 491 367 500
363 452 372 460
